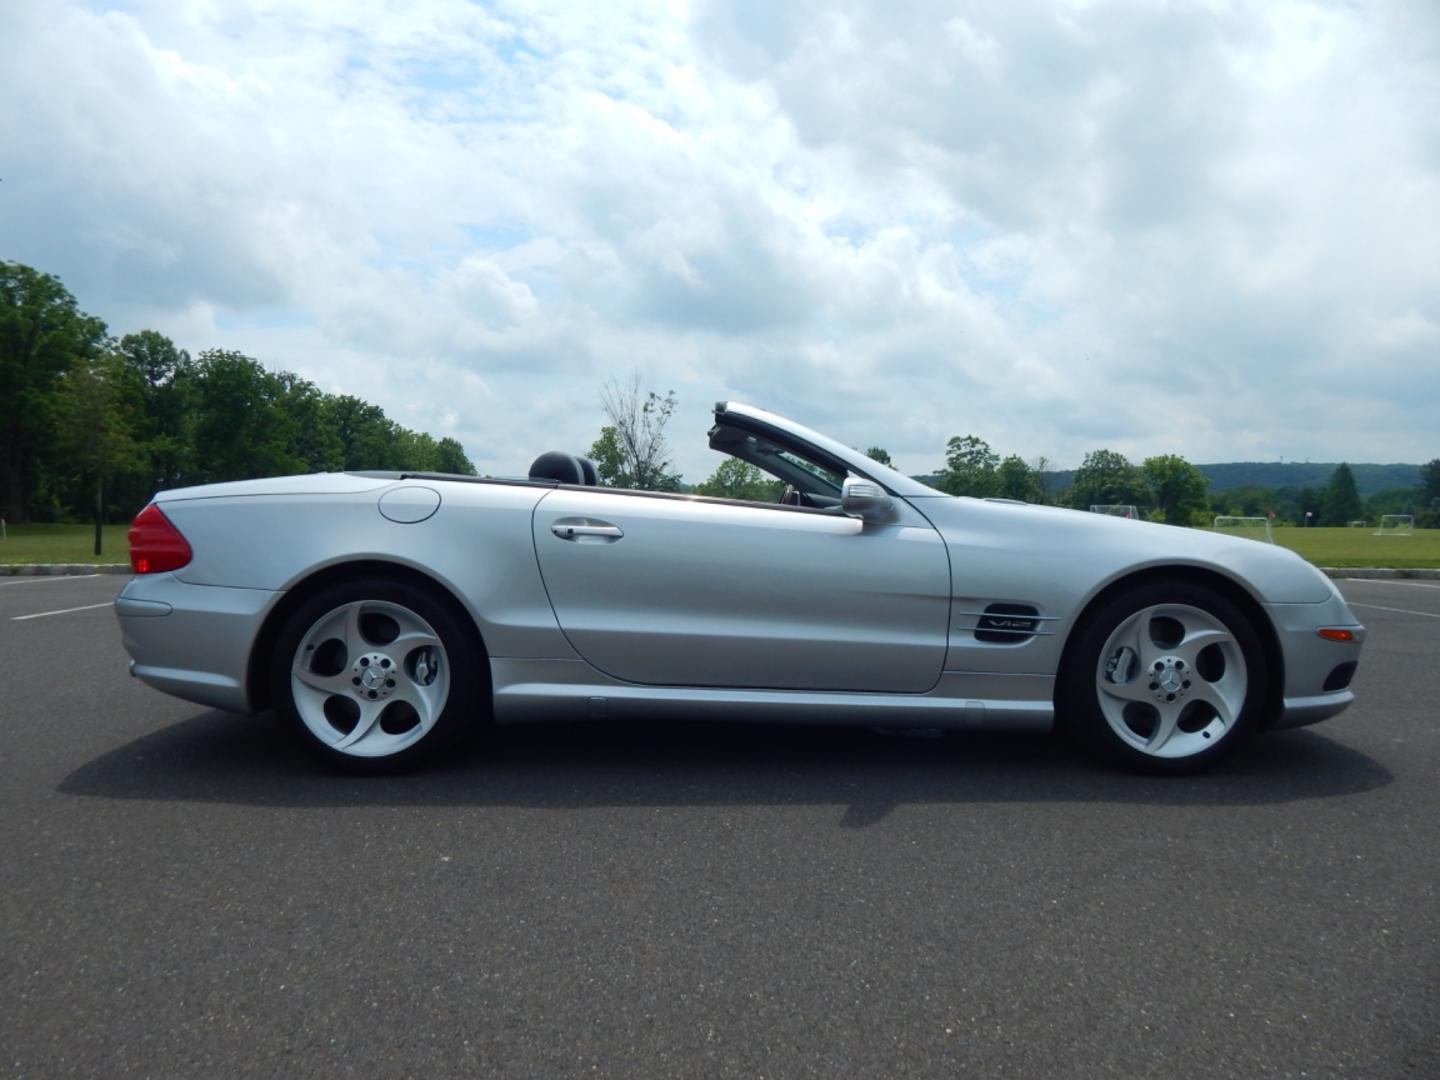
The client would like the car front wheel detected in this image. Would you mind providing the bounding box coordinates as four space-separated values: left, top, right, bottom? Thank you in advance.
1061 581 1267 773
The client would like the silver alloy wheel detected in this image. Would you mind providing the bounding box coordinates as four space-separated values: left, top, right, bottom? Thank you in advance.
290 599 451 758
1094 602 1247 759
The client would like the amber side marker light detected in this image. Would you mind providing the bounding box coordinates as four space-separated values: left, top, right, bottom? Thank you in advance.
1317 628 1356 643
128 503 192 574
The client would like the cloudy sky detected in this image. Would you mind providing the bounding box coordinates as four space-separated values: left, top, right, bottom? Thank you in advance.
2 0 1437 481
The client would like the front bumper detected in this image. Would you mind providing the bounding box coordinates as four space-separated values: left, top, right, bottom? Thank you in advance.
1265 595 1366 730
116 573 282 714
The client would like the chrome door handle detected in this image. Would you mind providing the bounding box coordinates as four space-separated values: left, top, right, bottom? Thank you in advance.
551 521 624 541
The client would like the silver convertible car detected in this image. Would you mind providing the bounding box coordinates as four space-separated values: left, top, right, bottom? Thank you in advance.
117 401 1364 773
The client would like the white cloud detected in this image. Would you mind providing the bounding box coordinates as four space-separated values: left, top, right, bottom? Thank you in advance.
1 0 1437 484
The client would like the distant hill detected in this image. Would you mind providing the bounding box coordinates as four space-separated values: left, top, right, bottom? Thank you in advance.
1191 462 1421 496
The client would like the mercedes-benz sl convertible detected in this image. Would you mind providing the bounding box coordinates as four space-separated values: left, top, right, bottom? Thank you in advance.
116 401 1364 773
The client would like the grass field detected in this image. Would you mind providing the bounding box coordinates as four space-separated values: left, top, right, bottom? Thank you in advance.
2 521 1437 569
1211 525 1440 568
0 523 132 564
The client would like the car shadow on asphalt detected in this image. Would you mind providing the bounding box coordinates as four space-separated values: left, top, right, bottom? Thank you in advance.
58 711 1392 823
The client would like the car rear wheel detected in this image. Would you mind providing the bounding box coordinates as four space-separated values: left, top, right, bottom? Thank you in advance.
270 578 483 772
1061 580 1267 773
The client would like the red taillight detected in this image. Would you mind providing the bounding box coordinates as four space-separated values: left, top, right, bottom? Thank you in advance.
1317 628 1356 643
128 503 192 574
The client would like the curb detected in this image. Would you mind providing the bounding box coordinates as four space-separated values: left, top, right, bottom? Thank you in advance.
1 564 131 576
1321 567 1440 580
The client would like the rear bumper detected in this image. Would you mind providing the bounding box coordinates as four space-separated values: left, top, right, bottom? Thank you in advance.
116 574 281 714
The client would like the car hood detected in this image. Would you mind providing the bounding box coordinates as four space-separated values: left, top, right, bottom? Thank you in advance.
911 496 1336 605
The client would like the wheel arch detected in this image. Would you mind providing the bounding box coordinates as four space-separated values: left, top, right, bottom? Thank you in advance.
246 559 490 713
1055 565 1285 729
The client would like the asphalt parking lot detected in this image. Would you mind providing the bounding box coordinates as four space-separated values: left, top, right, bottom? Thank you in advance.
1 575 1437 1079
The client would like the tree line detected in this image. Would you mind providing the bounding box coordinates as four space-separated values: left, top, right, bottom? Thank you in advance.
1197 465 1440 528
929 438 1440 528
926 437 1220 524
1 262 474 537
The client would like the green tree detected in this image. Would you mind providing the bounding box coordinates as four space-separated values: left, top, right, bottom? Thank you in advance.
0 262 109 521
595 375 680 490
320 394 468 474
392 429 441 472
4 264 484 518
116 330 196 498
1142 454 1209 525
1069 449 1145 511
1215 483 1274 519
1031 455 1053 504
1264 485 1300 524
328 395 399 470
588 426 630 487
695 458 781 501
938 435 1000 497
118 329 187 387
1420 459 1440 510
54 352 138 553
434 437 476 475
190 350 307 482
865 446 893 467
1365 487 1416 521
996 454 1042 502
275 372 343 474
1321 463 1363 525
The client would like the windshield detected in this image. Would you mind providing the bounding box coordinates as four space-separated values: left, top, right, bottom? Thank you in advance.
771 448 843 493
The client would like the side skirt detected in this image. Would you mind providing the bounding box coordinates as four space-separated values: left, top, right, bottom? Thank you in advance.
489 658 1054 732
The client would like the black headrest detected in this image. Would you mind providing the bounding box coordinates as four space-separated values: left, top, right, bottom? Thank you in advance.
576 456 598 485
529 451 586 484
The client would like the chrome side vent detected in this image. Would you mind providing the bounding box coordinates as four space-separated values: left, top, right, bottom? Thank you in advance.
975 603 1041 644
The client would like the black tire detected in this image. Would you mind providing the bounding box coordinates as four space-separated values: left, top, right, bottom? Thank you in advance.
269 576 487 774
1058 580 1268 774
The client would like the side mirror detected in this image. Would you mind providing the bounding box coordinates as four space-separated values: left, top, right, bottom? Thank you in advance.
841 475 896 523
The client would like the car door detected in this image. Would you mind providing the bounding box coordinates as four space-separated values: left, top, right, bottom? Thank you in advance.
531 487 950 693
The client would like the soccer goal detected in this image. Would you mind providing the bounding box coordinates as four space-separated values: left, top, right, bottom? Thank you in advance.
1090 505 1139 519
1348 520 1368 528
1375 515 1414 537
1213 516 1273 543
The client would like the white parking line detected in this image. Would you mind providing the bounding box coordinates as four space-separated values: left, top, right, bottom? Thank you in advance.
0 574 101 587
1346 601 1440 619
1342 578 1440 590
11 602 114 621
